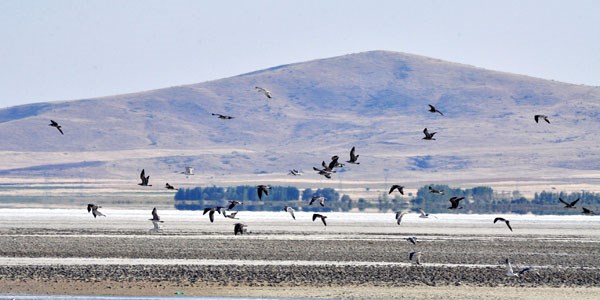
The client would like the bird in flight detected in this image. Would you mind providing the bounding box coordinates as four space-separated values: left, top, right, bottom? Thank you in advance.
257 185 271 200
313 167 333 179
582 207 595 215
87 203 105 218
493 217 513 231
559 198 579 208
149 207 163 223
409 251 422 265
49 120 64 135
504 258 538 277
419 208 435 218
327 155 344 170
309 195 326 207
227 200 243 210
346 146 360 164
406 237 417 245
255 86 272 99
422 128 436 140
283 206 296 220
203 206 224 223
534 115 550 124
234 223 247 235
312 213 327 226
428 104 444 116
223 211 239 219
138 169 152 186
448 196 464 209
395 211 407 225
211 113 234 119
165 183 177 190
428 186 444 195
389 185 405 195
288 169 302 176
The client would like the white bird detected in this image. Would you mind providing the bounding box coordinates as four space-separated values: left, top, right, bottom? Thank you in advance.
149 221 162 233
255 86 272 99
395 211 407 225
223 211 239 219
419 209 436 218
409 251 422 265
283 206 296 220
309 195 326 207
504 258 519 277
182 166 194 176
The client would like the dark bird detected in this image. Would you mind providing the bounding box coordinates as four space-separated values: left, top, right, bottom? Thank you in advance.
327 155 344 170
255 86 272 98
165 183 177 190
559 197 579 208
257 185 271 200
448 196 464 209
346 146 360 164
211 113 234 119
534 114 550 124
409 251 422 265
224 211 239 219
138 169 152 186
227 200 243 210
428 104 444 116
395 211 407 225
288 169 302 176
582 207 595 215
234 223 247 235
49 120 64 135
493 217 513 231
518 266 541 277
389 185 405 195
309 195 326 207
203 207 224 223
422 128 436 140
312 213 327 226
313 167 332 179
149 207 163 222
428 186 444 195
283 206 296 220
406 236 417 245
87 203 105 218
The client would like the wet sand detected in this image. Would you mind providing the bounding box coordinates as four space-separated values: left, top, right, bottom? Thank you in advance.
0 209 599 299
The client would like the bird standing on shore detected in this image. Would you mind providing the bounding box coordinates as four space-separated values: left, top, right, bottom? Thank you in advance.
49 120 64 135
493 217 513 231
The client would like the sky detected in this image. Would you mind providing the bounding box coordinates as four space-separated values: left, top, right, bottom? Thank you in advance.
1 0 599 108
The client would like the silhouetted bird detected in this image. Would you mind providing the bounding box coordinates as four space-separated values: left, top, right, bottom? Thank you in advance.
559 197 579 208
534 114 550 124
227 200 243 210
257 185 271 200
313 167 332 179
49 120 64 135
234 223 247 235
203 207 224 223
448 197 464 209
165 183 177 190
409 251 422 265
312 213 327 226
138 169 152 186
428 104 444 116
389 185 405 195
87 204 105 218
406 237 417 245
283 206 296 220
582 207 595 215
327 155 344 170
395 211 407 225
309 196 326 207
428 186 444 195
149 207 163 223
493 217 513 231
255 86 272 98
288 169 302 176
346 146 360 164
422 128 436 140
211 113 234 119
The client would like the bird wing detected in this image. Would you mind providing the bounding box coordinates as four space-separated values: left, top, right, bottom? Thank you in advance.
493 217 505 223
518 267 531 275
423 128 429 135
209 211 215 223
203 207 211 215
50 120 58 126
140 169 145 181
87 204 93 213
505 259 514 275
534 115 540 123
544 117 550 124
312 214 318 222
349 147 356 160
229 211 238 218
428 104 435 111
228 202 235 210
309 197 316 205
571 198 580 206
506 221 513 232
289 209 295 220
321 216 327 226
152 208 159 221
559 198 569 206
319 198 325 207
257 187 263 200
388 185 397 194
57 127 64 135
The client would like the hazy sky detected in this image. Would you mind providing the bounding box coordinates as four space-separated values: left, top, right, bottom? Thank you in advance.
1 0 599 108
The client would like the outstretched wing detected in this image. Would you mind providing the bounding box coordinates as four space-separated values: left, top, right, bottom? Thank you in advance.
570 198 580 206
559 198 569 206
152 208 159 221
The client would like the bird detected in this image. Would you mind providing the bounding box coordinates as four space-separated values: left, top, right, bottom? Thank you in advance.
534 114 550 124
255 86 272 99
428 104 444 116
223 211 239 219
234 223 247 235
428 186 444 195
409 251 422 265
49 120 64 135
257 185 271 200
559 197 579 208
211 113 234 119
448 196 464 209
149 207 163 223
518 266 541 277
138 169 152 186
313 167 332 179
493 217 513 231
87 204 105 218
346 146 360 164
327 155 344 170
165 183 177 190
203 207 224 223
312 213 327 226
227 200 243 210
504 258 518 277
309 195 326 207
406 237 417 245
149 220 162 233
422 128 436 140
419 208 435 218
395 211 407 225
182 167 194 176
288 169 302 176
283 206 296 220
389 185 404 195
582 207 595 215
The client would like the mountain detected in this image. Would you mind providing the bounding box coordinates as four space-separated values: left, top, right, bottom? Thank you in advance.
1 50 600 196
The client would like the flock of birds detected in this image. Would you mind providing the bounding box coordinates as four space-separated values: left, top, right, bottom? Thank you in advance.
46 85 596 276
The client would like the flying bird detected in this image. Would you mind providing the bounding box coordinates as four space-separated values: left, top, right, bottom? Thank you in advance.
448 196 464 209
534 114 550 124
234 223 247 235
428 186 444 195
409 251 422 265
503 258 538 277
309 196 326 207
49 120 64 135
283 206 296 220
138 169 152 186
493 217 513 231
559 197 579 208
211 113 234 119
422 128 436 140
395 211 407 225
288 169 302 176
149 207 163 223
182 166 194 176
346 146 360 164
312 213 327 226
227 200 243 210
406 237 417 245
327 155 344 170
87 204 105 218
419 209 435 219
428 104 444 116
203 207 224 223
165 183 177 190
582 207 595 215
389 185 405 195
313 167 332 179
223 211 239 219
255 86 272 99
257 185 271 200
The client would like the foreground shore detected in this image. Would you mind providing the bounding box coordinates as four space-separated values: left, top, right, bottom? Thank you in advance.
0 209 599 299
